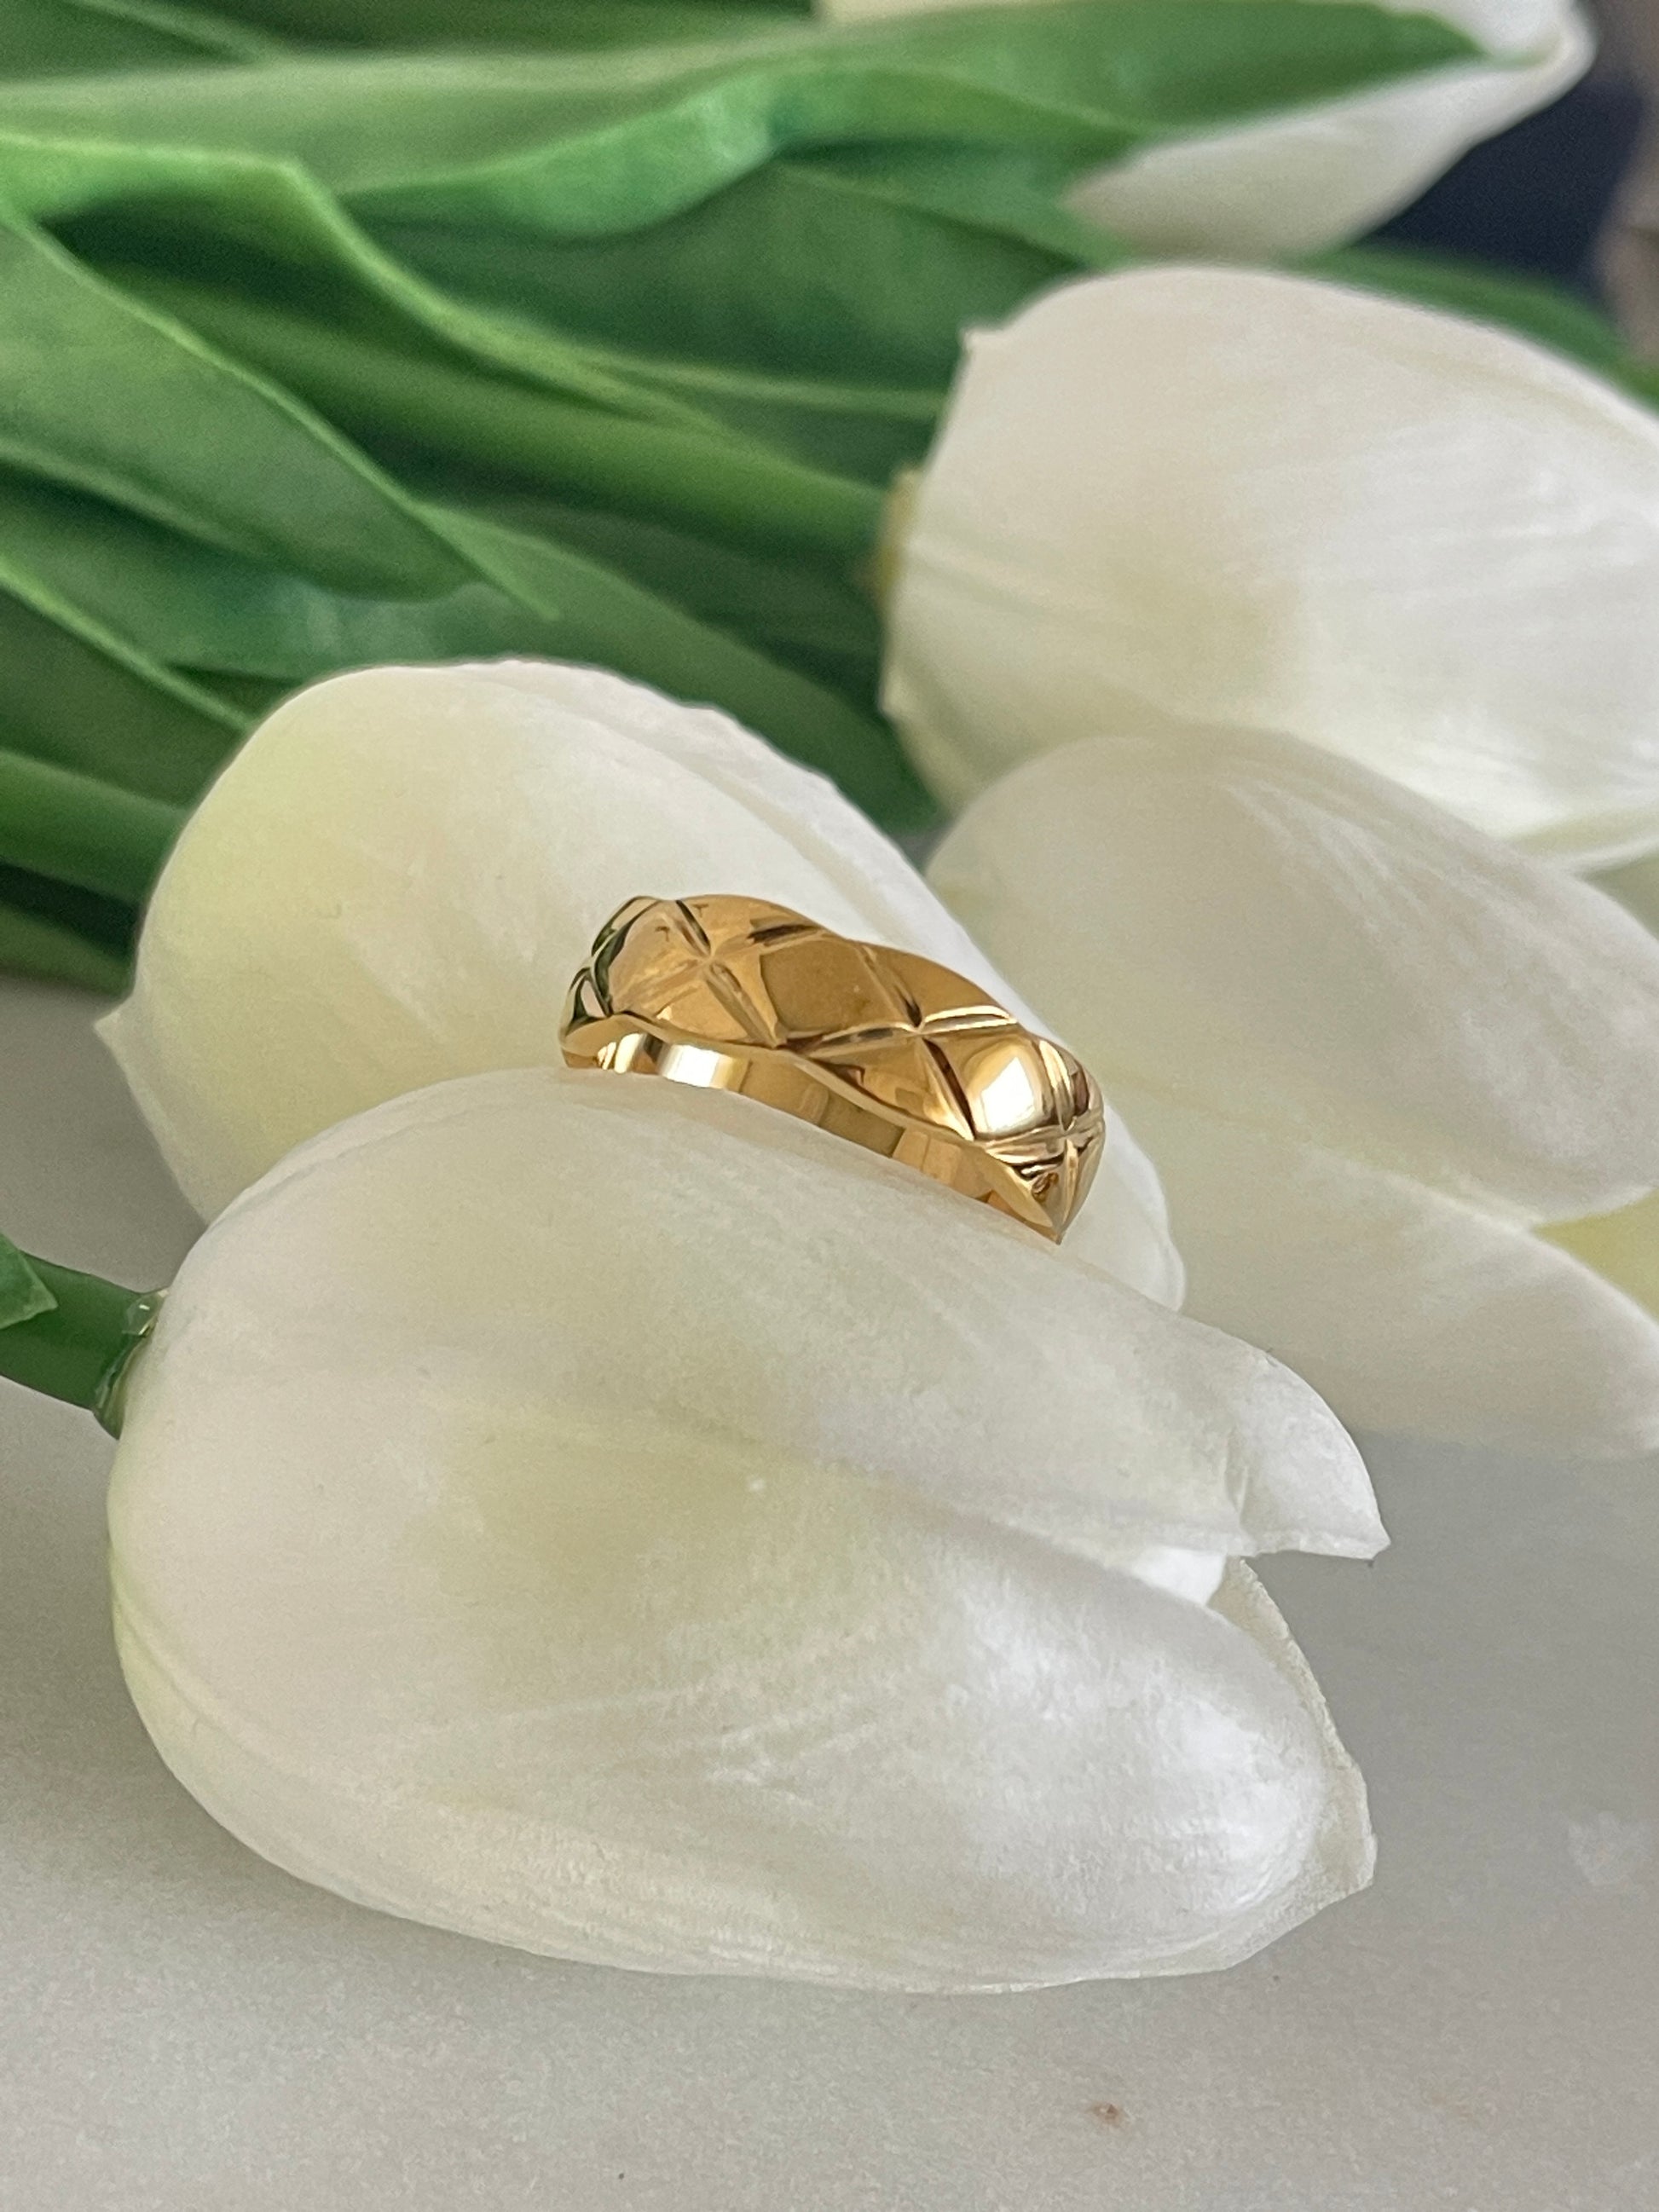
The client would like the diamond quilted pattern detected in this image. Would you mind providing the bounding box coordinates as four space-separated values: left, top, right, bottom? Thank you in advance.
561 896 1104 1240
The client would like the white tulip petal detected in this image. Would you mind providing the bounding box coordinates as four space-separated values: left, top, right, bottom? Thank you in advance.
176 1067 1381 1565
1097 1081 1659 1458
887 265 1659 861
1205 1562 1373 1960
928 730 1659 1222
101 661 1181 1303
1067 3 1593 259
109 1069 1377 1989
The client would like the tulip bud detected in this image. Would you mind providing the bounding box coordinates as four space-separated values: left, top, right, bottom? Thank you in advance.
816 0 1591 257
91 658 1386 1983
929 726 1659 1456
108 1063 1383 1988
884 265 1659 869
102 660 1182 1303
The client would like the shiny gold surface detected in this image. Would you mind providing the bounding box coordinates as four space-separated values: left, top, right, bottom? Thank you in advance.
559 895 1104 1241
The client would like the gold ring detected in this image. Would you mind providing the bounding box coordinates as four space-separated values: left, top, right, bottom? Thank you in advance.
559 894 1104 1242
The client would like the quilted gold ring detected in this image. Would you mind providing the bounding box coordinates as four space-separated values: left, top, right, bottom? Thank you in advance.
558 894 1104 1242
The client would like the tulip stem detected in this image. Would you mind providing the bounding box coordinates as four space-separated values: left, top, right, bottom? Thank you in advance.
0 1237 160 1434
0 752 185 907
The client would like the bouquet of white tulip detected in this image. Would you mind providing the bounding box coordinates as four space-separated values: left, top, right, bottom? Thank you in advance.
9 496 1659 1988
3 0 1655 2006
10 627 1657 1981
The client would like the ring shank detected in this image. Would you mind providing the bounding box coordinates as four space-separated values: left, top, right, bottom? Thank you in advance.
569 1015 1060 1233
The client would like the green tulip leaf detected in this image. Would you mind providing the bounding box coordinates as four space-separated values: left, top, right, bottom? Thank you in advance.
0 0 280 78
0 7 1479 233
4 0 1649 1003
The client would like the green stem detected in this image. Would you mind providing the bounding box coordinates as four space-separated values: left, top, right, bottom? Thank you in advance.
121 273 887 570
0 751 184 905
0 1248 159 1433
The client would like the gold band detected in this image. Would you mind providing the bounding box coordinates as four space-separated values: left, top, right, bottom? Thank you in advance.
559 895 1103 1241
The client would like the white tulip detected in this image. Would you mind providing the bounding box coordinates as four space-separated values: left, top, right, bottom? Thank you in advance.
107 1062 1383 1988
92 660 1386 1983
885 266 1659 869
102 660 1180 1304
816 0 1591 257
928 726 1659 1457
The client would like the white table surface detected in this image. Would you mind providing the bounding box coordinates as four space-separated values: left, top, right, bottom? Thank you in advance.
1 975 1654 2212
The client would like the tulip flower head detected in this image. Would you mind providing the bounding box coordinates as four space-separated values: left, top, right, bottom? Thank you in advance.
816 0 1592 257
928 726 1659 1458
89 661 1386 1988
107 1064 1382 1989
103 661 1181 1303
884 264 1659 869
